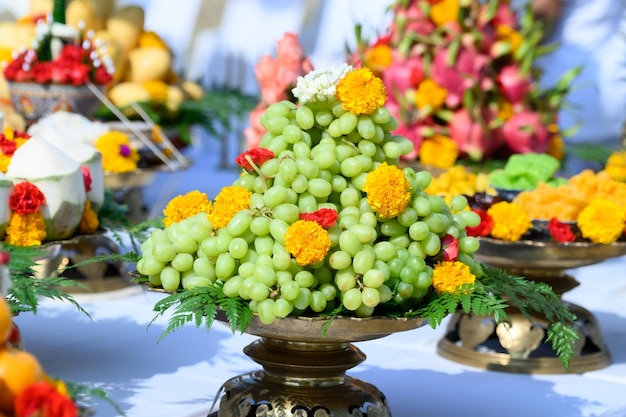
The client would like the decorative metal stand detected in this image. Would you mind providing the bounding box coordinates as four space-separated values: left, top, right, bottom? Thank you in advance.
212 312 427 417
437 238 626 374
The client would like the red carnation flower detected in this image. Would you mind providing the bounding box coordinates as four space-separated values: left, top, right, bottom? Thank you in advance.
9 181 46 215
235 148 275 173
81 166 92 193
465 209 494 237
0 136 17 156
441 234 459 261
299 208 338 228
548 217 576 243
14 381 78 417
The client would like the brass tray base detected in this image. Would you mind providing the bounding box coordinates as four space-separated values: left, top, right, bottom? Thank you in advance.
437 302 611 374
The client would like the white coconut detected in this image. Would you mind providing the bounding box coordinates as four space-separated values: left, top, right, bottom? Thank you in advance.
32 126 105 211
0 172 12 240
6 137 86 240
28 111 110 145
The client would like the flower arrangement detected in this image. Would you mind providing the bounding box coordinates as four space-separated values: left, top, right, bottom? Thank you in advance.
351 0 579 167
244 32 314 149
466 168 626 244
135 64 578 368
94 130 140 174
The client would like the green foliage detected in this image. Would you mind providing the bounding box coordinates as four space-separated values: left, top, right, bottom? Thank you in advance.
67 381 125 416
149 283 252 342
3 245 89 316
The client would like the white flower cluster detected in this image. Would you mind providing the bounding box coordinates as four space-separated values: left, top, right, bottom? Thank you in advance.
291 63 353 104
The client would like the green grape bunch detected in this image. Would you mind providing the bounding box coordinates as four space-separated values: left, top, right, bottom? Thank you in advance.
137 64 483 325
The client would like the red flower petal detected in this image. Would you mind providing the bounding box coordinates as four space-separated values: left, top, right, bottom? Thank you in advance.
299 208 338 228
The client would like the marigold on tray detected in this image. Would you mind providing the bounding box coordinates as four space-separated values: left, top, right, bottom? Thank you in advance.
487 201 531 241
362 162 411 218
284 220 331 265
577 199 625 244
5 212 47 246
163 190 213 227
209 186 252 230
335 67 387 115
432 260 476 294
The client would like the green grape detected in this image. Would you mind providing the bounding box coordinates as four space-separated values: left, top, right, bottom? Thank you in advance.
421 232 442 256
332 175 348 192
406 256 426 273
310 290 327 312
215 252 237 280
428 194 447 212
355 304 374 318
393 135 414 156
249 282 270 302
339 112 358 135
338 230 362 256
297 158 320 179
291 174 309 194
371 107 392 124
250 216 271 236
357 140 376 157
148 273 161 287
255 265 277 287
319 282 337 301
460 209 481 227
273 298 292 318
276 270 293 286
293 141 311 159
327 118 343 138
254 235 274 255
190 223 212 243
361 287 380 308
397 207 418 227
340 187 360 207
400 265 418 284
445 225 460 239
238 261 256 279
336 143 356 162
183 275 213 290
354 155 373 172
293 270 314 289
340 157 362 177
351 172 368 191
359 212 377 228
378 284 393 303
149 228 169 244
450 195 469 212
138 256 165 276
312 146 337 169
308 178 333 198
335 268 357 292
256 254 274 268
223 275 244 297
253 175 268 193
380 219 407 237
353 250 375 275
272 250 292 271
408 241 427 259
193 257 216 281
171 253 194 272
266 135 288 154
396 281 414 298
228 237 249 259
328 250 352 271
381 116 399 132
350 224 376 244
423 212 451 234
234 173 256 190
262 115 290 135
389 234 411 249
260 158 280 177
416 271 433 289
152 242 176 263
372 125 385 144
283 124 302 144
160 266 181 291
265 101 292 118
388 257 405 278
295 105 315 129
374 241 396 262
278 158 298 183
342 288 362 311
408 221 430 241
200 236 220 257
331 101 347 117
458 236 480 254
267 218 288 245
357 116 376 139
258 299 276 325
315 110 334 127
413 170 433 190
293 288 313 311
172 235 198 254
280 280 300 301
452 213 466 231
382 141 401 159
412 196 431 217
263 185 288 208
362 269 385 288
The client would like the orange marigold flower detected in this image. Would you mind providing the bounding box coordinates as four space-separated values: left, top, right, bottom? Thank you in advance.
605 150 626 182
365 44 393 73
163 190 213 227
547 134 565 160
577 199 625 244
209 186 252 229
78 200 99 234
496 24 523 55
432 260 476 294
362 162 411 218
336 67 387 115
430 0 460 26
284 220 331 265
5 212 47 246
414 79 447 114
487 201 531 241
419 134 459 169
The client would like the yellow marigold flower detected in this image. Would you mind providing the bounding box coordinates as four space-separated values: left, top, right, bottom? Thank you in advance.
163 190 212 227
432 261 476 294
577 199 625 244
497 100 514 121
419 134 459 169
546 134 565 160
487 201 531 241
209 186 252 229
78 200 99 234
430 0 460 26
5 212 47 246
143 80 169 103
362 162 411 218
95 131 140 173
0 154 10 173
284 220 331 266
138 31 170 50
335 67 387 115
496 24 523 55
365 44 393 72
605 150 626 182
414 79 447 113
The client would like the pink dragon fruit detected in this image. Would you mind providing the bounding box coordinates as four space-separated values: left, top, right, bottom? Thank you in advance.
502 110 550 154
497 65 531 105
449 109 503 160
431 47 489 108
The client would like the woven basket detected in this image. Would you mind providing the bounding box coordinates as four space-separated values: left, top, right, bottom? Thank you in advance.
7 81 103 123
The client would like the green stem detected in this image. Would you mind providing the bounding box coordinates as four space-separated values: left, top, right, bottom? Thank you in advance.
53 0 66 24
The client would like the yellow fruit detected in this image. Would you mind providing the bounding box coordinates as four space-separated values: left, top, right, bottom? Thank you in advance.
66 0 106 33
0 298 11 345
0 348 44 414
106 5 145 54
127 47 172 83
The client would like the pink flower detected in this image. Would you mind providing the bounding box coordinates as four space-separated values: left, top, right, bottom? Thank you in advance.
502 110 550 154
390 2 435 42
441 234 459 261
497 65 531 104
382 56 424 94
449 109 503 160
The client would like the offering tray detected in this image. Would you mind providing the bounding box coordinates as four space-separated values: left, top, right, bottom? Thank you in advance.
437 238 626 374
212 312 427 417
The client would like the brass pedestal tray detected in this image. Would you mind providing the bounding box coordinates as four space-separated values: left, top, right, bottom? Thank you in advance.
34 232 134 294
437 237 626 374
209 311 427 417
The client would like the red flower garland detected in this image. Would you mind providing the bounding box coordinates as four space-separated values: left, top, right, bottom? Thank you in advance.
9 182 46 215
235 148 275 173
299 208 338 229
14 381 78 417
547 217 576 243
